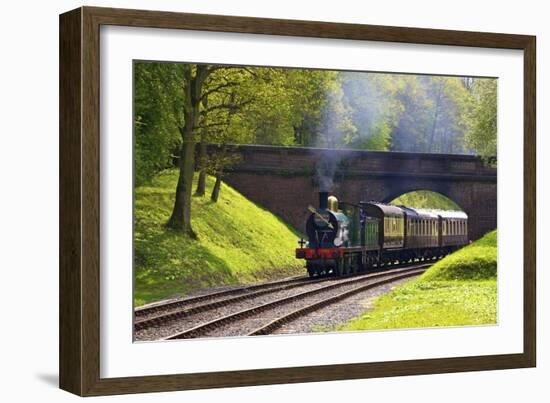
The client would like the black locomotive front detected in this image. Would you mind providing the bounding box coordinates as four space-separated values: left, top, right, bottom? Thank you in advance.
305 192 349 248
296 192 350 276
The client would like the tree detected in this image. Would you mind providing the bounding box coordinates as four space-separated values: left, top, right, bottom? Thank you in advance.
194 68 257 198
194 94 209 197
390 75 434 152
167 64 216 236
423 76 472 154
339 72 398 151
317 78 356 148
387 75 473 154
466 79 497 159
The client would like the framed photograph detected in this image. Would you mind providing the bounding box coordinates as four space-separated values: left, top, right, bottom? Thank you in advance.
59 6 536 396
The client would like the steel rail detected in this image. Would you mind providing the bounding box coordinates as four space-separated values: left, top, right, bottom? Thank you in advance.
134 275 309 318
134 276 327 331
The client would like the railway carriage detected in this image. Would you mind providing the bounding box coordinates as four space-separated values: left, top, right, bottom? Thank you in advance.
296 191 469 277
438 210 469 248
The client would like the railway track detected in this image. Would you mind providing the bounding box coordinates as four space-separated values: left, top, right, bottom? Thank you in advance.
134 276 326 331
134 274 310 321
160 263 430 341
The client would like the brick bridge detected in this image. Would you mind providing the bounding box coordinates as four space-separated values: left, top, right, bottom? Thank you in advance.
218 144 497 241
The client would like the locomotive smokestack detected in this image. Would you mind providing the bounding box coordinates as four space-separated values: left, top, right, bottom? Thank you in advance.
319 191 328 210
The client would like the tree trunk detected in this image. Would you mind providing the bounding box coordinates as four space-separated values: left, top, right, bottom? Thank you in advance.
195 95 208 196
167 137 196 237
211 173 222 202
167 65 209 237
195 141 207 196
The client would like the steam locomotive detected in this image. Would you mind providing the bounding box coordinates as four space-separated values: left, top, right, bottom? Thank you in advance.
296 191 468 277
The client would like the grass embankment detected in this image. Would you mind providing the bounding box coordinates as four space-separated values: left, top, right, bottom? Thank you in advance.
134 169 303 306
391 190 461 210
341 230 497 331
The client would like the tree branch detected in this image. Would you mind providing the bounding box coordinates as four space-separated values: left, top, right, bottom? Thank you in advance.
201 81 239 100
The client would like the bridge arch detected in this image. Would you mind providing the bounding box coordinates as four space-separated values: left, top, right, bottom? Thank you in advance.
380 184 465 210
387 189 463 211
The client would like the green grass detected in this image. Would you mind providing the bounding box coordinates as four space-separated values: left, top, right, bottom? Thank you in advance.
340 230 497 331
391 190 461 210
134 169 304 306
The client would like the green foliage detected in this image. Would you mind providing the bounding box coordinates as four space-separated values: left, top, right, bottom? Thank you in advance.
339 72 397 151
466 79 498 159
340 230 497 331
390 75 473 154
391 190 461 210
134 170 304 306
134 63 183 185
134 62 497 187
237 68 337 147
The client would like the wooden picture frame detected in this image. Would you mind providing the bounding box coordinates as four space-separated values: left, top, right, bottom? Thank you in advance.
59 6 536 396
